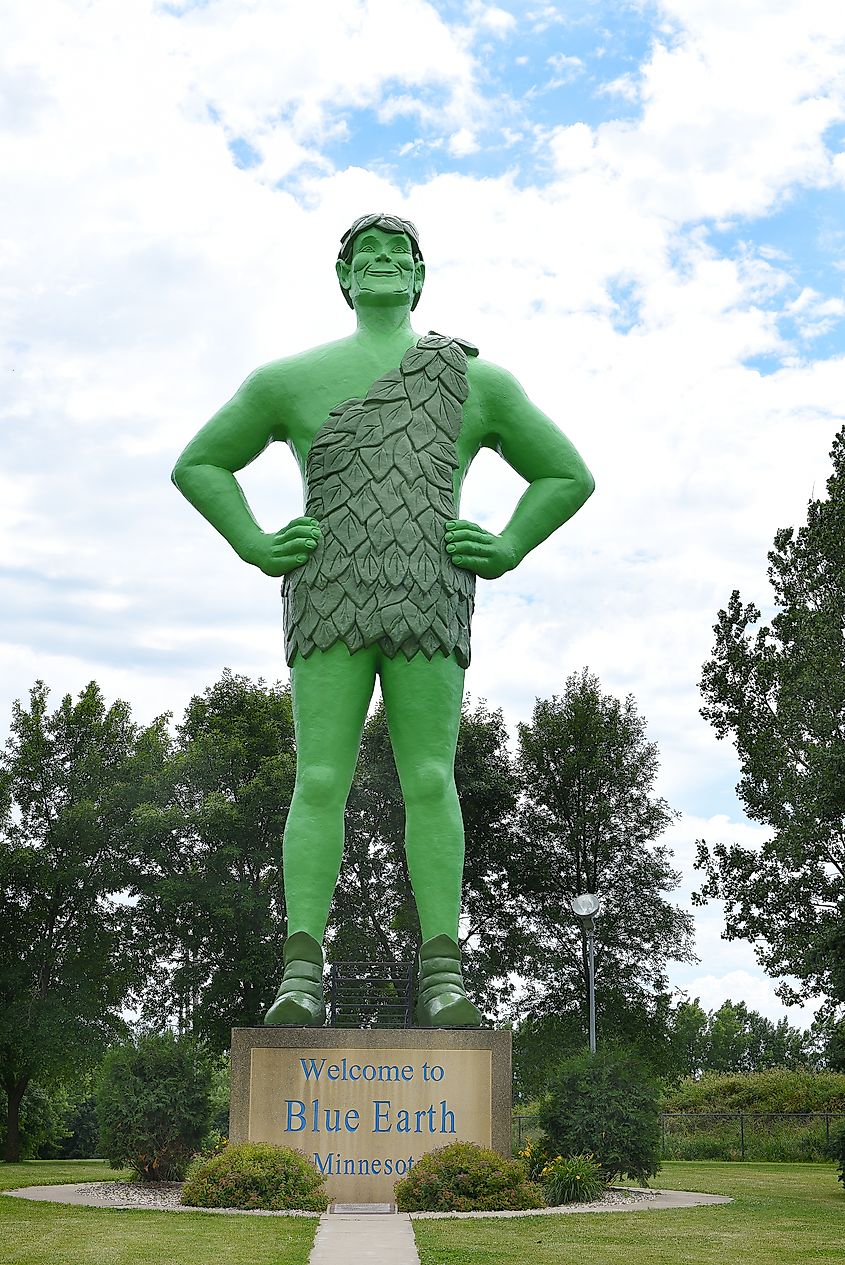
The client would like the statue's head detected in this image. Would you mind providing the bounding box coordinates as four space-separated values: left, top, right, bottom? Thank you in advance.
336 213 425 312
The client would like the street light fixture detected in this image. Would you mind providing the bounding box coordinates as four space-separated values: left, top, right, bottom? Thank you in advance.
570 893 600 1054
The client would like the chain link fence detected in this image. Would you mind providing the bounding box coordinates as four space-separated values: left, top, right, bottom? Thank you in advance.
512 1111 845 1161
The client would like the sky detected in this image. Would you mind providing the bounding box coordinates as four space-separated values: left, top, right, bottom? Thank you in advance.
3 0 845 1028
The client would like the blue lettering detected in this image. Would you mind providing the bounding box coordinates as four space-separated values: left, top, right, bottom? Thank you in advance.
345 1109 360 1132
327 1064 339 1080
286 1100 306 1132
300 1058 326 1082
313 1152 333 1174
440 1101 455 1134
401 1065 413 1081
374 1100 391 1132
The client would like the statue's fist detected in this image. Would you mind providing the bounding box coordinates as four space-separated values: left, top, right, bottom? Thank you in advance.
249 517 321 577
444 520 517 580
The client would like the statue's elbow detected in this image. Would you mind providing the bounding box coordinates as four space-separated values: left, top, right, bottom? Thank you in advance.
171 458 191 493
577 467 596 505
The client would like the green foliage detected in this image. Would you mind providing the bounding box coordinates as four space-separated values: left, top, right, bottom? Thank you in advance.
42 1095 100 1160
0 1083 74 1160
831 1123 845 1189
538 1045 661 1183
696 426 845 1013
181 1142 328 1211
666 998 813 1079
662 1115 836 1163
207 1055 230 1137
97 1031 214 1181
662 1069 845 1113
513 671 694 1047
132 672 296 1051
540 1152 606 1205
0 680 167 1160
516 1134 550 1181
393 1141 545 1212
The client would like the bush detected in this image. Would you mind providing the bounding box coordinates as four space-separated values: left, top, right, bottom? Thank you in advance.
97 1031 214 1181
662 1069 845 1114
830 1123 845 1190
394 1141 545 1212
662 1113 837 1162
517 1134 550 1182
181 1142 328 1211
539 1045 661 1184
541 1153 606 1205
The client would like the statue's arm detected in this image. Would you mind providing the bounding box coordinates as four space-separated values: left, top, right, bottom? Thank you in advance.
447 365 594 579
171 368 319 577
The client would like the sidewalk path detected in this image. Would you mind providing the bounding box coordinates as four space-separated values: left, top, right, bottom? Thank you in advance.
309 1212 420 1265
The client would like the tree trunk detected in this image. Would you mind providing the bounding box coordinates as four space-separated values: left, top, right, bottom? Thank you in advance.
2 1078 29 1163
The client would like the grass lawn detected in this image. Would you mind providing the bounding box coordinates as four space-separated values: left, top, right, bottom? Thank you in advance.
412 1162 844 1265
0 1160 318 1265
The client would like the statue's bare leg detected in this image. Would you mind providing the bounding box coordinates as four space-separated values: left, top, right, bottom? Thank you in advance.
380 650 481 1025
379 649 464 942
283 643 378 940
265 643 376 1025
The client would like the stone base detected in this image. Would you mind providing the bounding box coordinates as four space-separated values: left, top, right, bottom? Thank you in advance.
230 1026 512 1203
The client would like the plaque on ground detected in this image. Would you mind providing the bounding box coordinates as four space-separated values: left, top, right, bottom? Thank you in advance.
230 1027 512 1202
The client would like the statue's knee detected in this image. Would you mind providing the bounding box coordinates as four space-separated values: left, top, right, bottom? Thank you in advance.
294 763 349 808
402 760 454 806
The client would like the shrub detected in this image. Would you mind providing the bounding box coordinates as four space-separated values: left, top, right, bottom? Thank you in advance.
541 1153 606 1205
517 1134 550 1182
394 1140 545 1212
662 1113 837 1162
830 1123 845 1190
539 1044 661 1184
181 1142 328 1211
662 1069 845 1114
97 1031 214 1181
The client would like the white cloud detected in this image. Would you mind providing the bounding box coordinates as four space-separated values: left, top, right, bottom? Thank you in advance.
448 126 480 156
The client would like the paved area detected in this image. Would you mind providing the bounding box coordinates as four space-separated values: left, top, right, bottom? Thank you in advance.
2 1182 729 1218
0 1184 320 1217
310 1212 420 1264
408 1188 732 1218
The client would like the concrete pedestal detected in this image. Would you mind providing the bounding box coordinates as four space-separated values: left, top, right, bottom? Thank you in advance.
229 1027 512 1203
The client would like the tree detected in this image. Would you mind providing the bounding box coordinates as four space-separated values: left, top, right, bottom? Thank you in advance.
97 1031 214 1181
538 1044 662 1184
329 697 523 1018
0 682 167 1161
132 671 296 1051
696 426 845 1021
512 670 696 1048
703 999 810 1074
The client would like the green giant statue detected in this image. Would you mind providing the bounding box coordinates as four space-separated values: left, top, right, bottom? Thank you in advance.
172 213 594 1028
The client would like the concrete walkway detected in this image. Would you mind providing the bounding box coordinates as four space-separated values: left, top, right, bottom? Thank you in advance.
310 1212 420 1265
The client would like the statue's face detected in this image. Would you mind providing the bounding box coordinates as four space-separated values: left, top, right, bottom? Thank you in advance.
336 227 425 309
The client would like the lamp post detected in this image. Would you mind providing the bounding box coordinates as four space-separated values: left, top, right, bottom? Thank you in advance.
570 893 600 1054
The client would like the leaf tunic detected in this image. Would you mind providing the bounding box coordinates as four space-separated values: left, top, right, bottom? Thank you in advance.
282 333 477 668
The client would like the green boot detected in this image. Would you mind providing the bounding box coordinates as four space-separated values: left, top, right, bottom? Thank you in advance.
264 931 327 1026
415 934 483 1028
